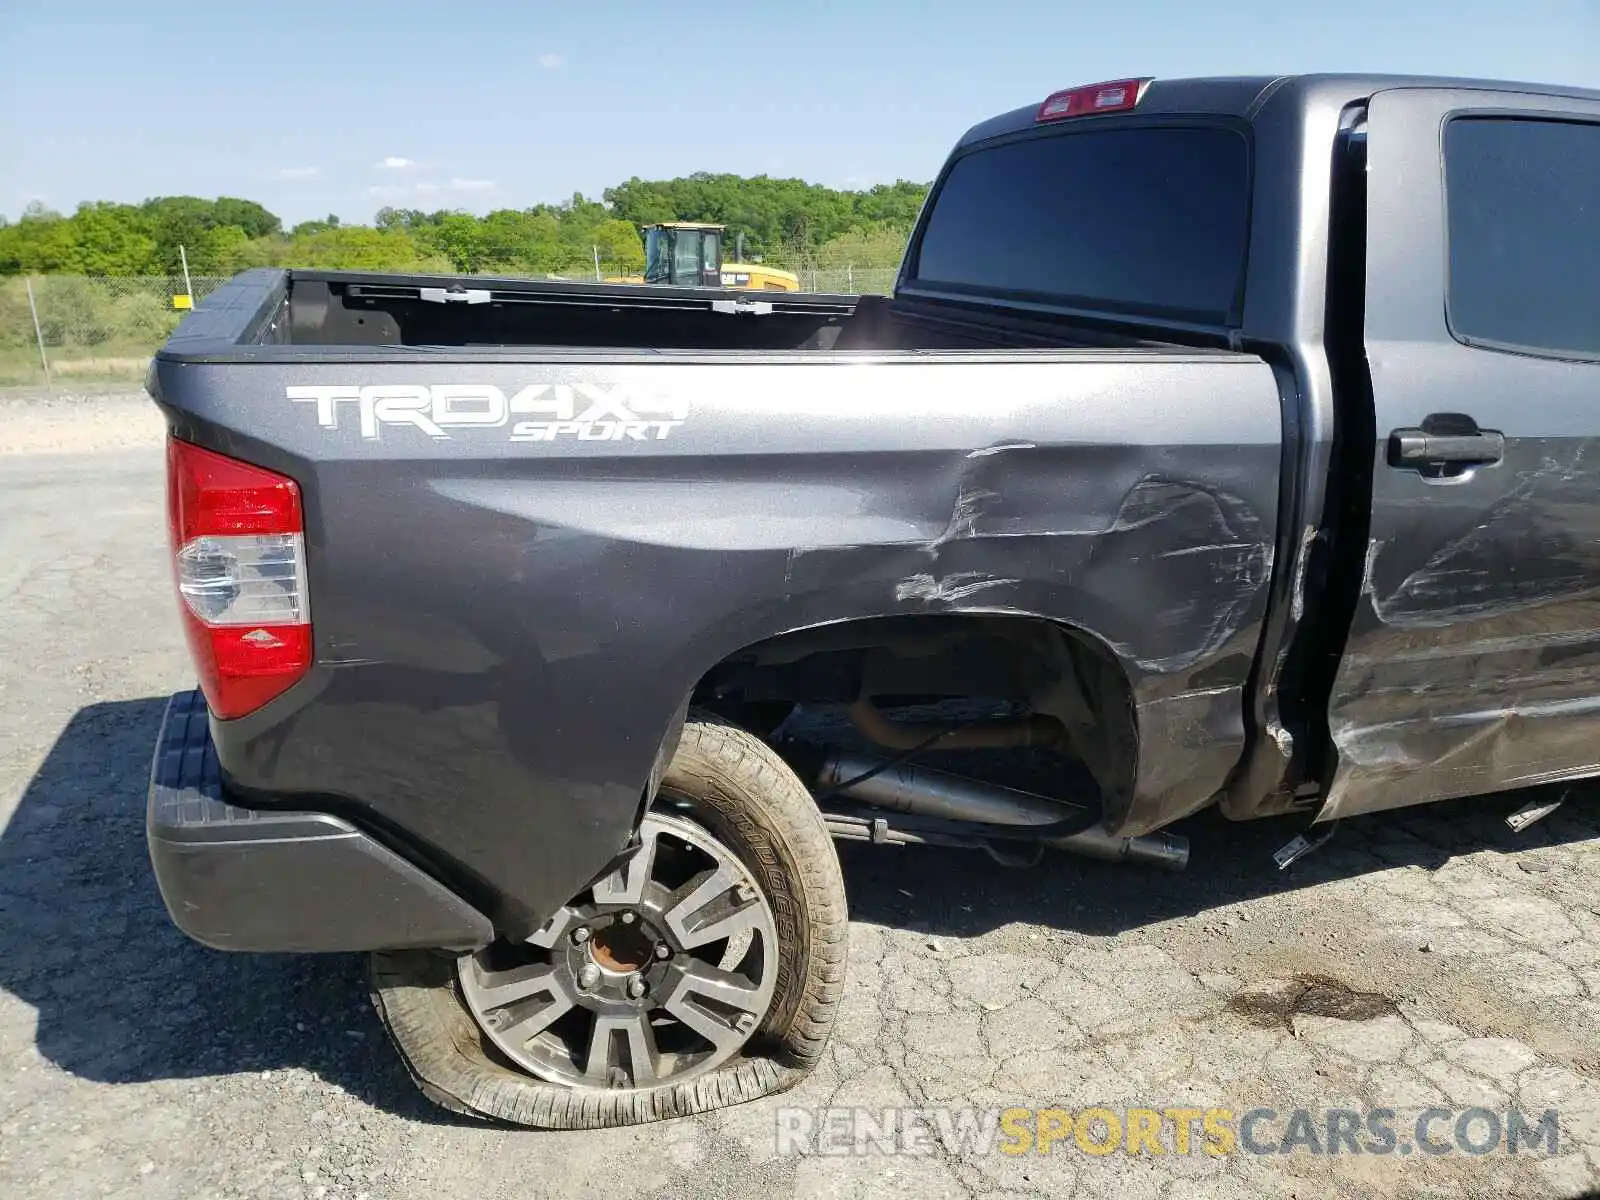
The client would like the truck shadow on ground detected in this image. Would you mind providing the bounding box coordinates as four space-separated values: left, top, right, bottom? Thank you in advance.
0 698 469 1126
4 698 1595 1120
838 780 1599 938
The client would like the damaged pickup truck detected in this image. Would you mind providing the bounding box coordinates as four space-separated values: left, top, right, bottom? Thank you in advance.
146 74 1600 1127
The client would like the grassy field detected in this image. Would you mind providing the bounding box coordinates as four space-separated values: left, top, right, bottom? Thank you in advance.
0 345 151 388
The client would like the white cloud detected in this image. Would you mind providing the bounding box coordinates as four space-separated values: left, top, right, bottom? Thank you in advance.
377 156 415 170
367 178 496 200
537 53 564 69
277 166 319 180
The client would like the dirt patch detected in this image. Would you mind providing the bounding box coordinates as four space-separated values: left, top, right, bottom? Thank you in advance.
1228 973 1397 1030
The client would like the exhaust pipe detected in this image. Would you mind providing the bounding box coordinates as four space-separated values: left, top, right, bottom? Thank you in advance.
1041 825 1189 870
848 698 1064 751
816 751 1188 871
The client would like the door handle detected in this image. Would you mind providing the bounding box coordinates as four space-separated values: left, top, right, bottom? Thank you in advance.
1388 427 1505 469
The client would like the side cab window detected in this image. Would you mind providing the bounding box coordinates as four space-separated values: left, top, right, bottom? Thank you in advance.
1444 116 1600 361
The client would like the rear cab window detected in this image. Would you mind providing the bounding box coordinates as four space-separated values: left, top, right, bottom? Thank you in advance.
1443 116 1600 361
907 124 1253 326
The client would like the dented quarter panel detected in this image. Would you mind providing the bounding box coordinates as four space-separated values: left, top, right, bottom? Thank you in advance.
152 348 1282 925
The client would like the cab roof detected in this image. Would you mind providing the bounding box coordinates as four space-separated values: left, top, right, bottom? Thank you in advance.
956 73 1600 149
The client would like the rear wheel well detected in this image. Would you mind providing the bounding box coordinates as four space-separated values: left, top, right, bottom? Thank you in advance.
689 614 1138 810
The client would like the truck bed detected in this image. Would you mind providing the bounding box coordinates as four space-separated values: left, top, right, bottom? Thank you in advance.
175 269 1202 357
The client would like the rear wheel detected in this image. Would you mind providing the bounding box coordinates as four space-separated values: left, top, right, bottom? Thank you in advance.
371 713 848 1128
458 810 780 1089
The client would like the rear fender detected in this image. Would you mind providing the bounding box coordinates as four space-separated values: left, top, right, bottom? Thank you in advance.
163 354 1281 930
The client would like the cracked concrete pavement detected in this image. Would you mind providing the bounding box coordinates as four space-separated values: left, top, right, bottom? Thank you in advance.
3 389 1600 1199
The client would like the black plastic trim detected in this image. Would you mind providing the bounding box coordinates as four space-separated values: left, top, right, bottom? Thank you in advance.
146 690 494 953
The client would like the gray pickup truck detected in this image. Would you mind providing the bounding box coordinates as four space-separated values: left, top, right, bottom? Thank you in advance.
145 74 1600 1127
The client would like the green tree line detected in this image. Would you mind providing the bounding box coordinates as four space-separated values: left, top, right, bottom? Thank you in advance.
0 174 928 279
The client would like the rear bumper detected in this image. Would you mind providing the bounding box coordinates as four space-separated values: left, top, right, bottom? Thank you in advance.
147 690 493 953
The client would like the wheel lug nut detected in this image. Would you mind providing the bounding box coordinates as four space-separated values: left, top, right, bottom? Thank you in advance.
571 926 591 945
619 911 636 925
654 942 671 961
577 964 600 991
626 974 648 1000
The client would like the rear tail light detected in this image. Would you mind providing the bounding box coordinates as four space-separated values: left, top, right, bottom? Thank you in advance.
1037 78 1151 122
166 437 312 718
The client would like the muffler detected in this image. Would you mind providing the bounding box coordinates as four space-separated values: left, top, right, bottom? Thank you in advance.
815 751 1188 871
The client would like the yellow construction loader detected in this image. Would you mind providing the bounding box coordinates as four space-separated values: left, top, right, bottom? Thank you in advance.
609 222 800 291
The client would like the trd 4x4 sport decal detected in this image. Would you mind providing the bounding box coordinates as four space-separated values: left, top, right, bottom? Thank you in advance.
286 383 689 442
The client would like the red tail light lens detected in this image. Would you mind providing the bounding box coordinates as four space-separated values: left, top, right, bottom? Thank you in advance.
166 438 312 718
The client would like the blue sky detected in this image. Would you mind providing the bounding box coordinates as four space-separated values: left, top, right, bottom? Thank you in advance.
2 0 1596 226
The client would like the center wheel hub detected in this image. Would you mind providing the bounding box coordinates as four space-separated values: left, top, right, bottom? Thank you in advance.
587 917 655 973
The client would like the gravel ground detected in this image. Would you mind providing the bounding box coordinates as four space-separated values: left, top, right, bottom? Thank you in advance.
3 389 1599 1199
0 386 165 455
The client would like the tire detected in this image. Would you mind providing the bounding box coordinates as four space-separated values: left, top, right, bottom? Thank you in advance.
370 711 849 1129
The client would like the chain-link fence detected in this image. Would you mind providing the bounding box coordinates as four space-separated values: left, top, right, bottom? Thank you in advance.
806 266 898 295
0 275 232 386
0 265 901 387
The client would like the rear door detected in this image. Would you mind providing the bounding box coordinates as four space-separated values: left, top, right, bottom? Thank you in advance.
1322 87 1600 820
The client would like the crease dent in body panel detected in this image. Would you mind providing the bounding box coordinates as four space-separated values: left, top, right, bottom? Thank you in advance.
1288 524 1320 622
894 460 1274 682
782 547 799 598
1365 448 1599 629
1332 691 1600 773
894 572 1018 603
926 481 1000 550
1085 474 1274 674
896 443 1025 602
965 441 1038 459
